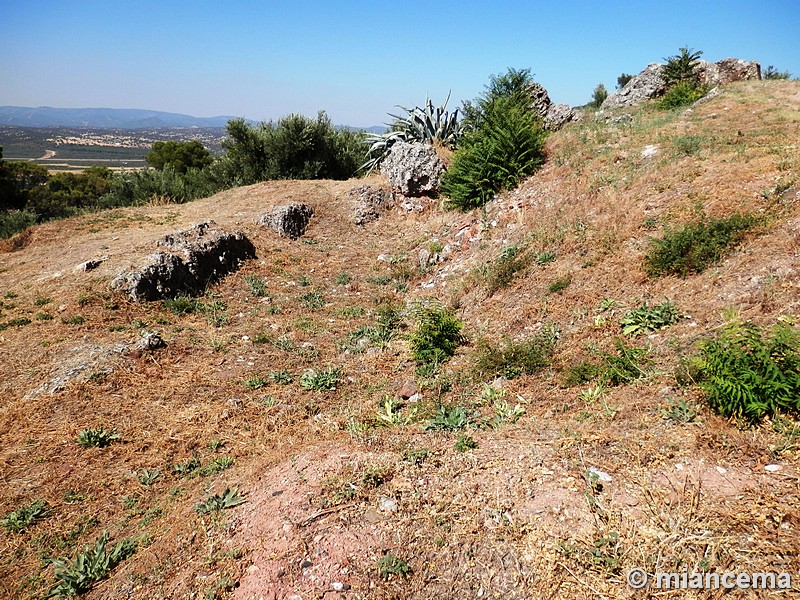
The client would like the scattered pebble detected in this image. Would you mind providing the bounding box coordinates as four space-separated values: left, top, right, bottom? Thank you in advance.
765 464 783 473
379 497 397 513
716 466 728 475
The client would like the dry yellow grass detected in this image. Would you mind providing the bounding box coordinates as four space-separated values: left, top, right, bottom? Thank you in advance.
1 81 799 599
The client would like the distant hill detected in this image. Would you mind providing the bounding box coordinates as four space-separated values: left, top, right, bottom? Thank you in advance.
0 106 240 129
0 106 387 132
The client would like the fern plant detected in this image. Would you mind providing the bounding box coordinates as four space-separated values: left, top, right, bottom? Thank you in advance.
409 304 466 365
694 319 800 423
362 93 461 173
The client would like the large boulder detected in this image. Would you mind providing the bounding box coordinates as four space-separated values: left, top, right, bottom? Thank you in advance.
258 203 313 239
346 184 394 226
111 221 255 301
602 63 667 110
526 82 580 130
697 58 761 86
380 142 445 197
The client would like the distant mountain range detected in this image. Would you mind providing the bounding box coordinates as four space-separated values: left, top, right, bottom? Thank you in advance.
0 106 239 128
0 106 386 132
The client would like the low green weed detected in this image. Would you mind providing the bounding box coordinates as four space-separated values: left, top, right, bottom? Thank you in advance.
2 499 49 533
77 427 120 448
473 328 557 379
195 487 246 514
299 366 342 391
47 532 137 597
620 299 680 337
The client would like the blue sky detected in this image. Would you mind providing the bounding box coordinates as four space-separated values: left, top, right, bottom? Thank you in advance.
1 0 798 127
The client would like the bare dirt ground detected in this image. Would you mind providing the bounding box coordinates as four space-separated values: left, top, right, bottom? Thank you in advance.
1 80 799 599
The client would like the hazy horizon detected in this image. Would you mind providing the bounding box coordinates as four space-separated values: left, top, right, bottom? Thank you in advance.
2 0 798 128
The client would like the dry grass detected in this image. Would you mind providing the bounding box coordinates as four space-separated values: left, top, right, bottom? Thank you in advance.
1 81 799 599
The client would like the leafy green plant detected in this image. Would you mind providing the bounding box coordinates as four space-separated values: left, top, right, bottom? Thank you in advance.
269 369 293 384
334 271 351 285
195 486 246 514
442 68 547 209
562 360 599 387
620 299 680 337
300 291 325 310
662 397 698 423
61 315 85 325
644 213 759 277
662 47 703 87
591 83 608 108
375 395 416 427
455 434 478 452
694 319 800 423
402 447 430 465
409 304 465 365
485 245 535 293
548 275 572 294
536 250 557 264
2 499 49 533
597 340 650 386
47 531 136 598
197 456 235 476
242 374 268 390
362 94 461 173
473 329 556 379
424 405 472 431
376 552 411 580
243 274 268 297
163 295 200 315
299 366 342 391
172 455 201 478
76 427 120 448
137 468 162 487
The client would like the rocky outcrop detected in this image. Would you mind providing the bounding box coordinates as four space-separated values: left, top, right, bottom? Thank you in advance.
602 63 667 110
602 58 762 110
526 82 580 130
697 58 761 87
380 141 446 197
346 185 394 226
111 221 256 301
258 203 313 239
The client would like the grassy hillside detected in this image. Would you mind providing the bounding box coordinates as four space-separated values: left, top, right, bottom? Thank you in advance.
1 80 798 599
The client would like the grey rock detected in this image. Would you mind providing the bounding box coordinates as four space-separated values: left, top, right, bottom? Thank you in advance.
526 82 579 131
380 141 445 197
697 58 761 86
134 331 166 352
77 258 104 272
602 63 667 110
258 203 313 239
111 221 256 301
346 184 394 225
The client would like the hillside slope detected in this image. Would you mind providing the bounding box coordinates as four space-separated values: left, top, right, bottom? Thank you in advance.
1 80 799 599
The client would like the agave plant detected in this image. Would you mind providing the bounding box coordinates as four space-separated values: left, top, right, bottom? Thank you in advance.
362 93 462 173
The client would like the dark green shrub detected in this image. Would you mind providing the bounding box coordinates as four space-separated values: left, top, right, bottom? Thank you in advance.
657 81 708 110
409 305 465 365
763 65 791 80
562 359 600 387
616 73 633 89
146 140 213 174
442 68 547 210
216 112 363 186
591 84 608 108
694 319 800 423
0 209 36 239
473 329 556 379
597 340 649 386
548 275 572 294
644 213 759 277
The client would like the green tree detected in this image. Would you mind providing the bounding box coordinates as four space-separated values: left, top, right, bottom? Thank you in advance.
146 140 213 174
662 47 703 87
442 68 547 210
616 73 633 89
215 111 363 186
763 65 791 80
591 83 608 108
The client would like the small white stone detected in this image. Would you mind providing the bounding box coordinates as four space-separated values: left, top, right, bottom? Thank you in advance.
332 582 345 592
588 467 612 482
716 466 727 475
765 464 783 473
675 463 684 471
